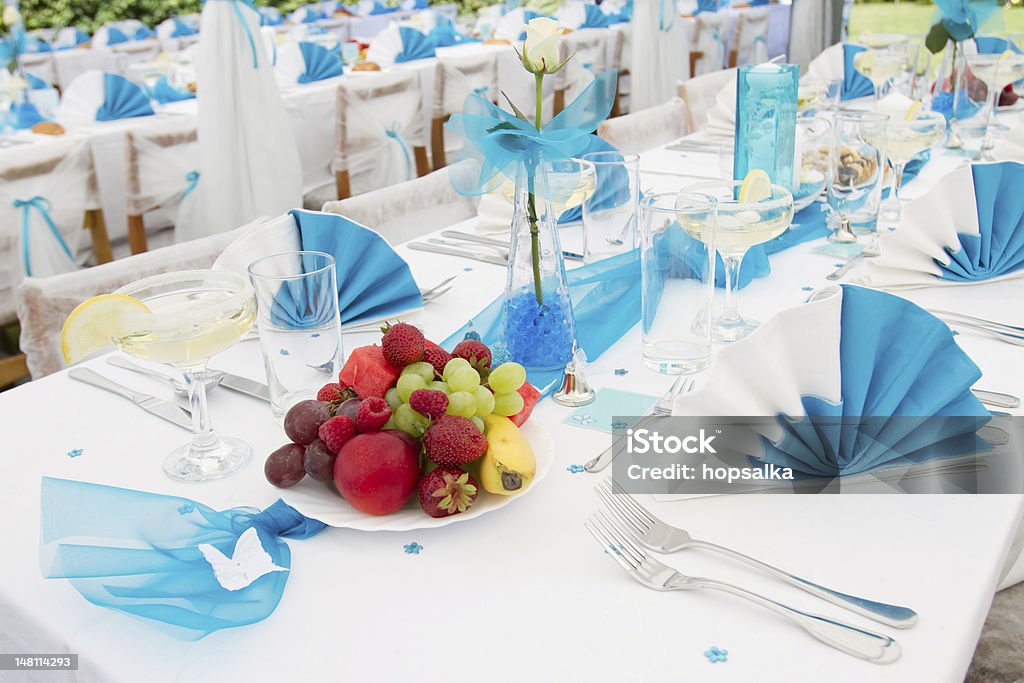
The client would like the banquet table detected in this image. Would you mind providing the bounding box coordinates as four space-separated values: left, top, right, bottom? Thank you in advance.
2 131 1023 682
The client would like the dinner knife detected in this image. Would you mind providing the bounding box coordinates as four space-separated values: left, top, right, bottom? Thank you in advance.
217 371 271 402
407 242 508 265
69 367 193 430
439 230 585 261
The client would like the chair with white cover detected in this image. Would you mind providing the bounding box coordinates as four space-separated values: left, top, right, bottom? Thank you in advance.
430 52 499 170
729 7 771 67
609 26 631 116
677 66 736 132
689 11 730 77
125 121 201 254
18 53 57 91
322 166 479 245
16 224 252 380
333 69 429 199
597 98 689 153
51 50 119 92
554 29 608 115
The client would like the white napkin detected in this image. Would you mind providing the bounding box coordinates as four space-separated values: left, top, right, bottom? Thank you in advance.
475 191 514 235
805 43 843 84
365 21 403 67
990 112 1024 162
56 70 106 126
212 214 301 274
556 3 586 30
702 73 737 140
273 41 306 88
874 91 915 118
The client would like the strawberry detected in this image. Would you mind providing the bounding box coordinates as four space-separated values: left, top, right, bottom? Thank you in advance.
418 466 479 518
318 415 357 454
422 346 451 378
355 396 392 432
381 322 425 368
423 415 488 466
409 389 449 420
452 339 492 371
317 382 345 403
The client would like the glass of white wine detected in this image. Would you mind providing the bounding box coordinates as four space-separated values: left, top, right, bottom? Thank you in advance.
854 47 906 105
965 52 1024 151
113 270 257 482
680 180 794 342
880 110 946 224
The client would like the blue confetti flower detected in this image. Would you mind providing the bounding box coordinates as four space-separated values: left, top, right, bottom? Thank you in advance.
279 349 290 356
704 646 728 663
67 448 83 458
403 541 423 555
834 263 844 269
177 502 196 515
464 330 481 341
570 414 597 426
566 464 585 473
463 266 473 272
311 333 321 338
614 368 628 376
801 286 814 292
611 420 628 430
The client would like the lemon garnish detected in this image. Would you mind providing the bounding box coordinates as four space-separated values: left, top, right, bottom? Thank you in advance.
738 169 772 204
60 294 151 365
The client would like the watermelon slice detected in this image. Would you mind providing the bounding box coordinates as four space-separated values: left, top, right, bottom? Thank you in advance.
509 382 541 427
339 345 401 399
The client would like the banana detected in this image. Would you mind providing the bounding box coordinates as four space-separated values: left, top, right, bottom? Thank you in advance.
479 415 536 495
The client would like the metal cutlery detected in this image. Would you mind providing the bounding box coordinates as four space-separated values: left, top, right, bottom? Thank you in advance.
69 367 193 430
407 242 508 265
941 319 1024 347
440 230 585 261
928 309 1024 335
583 376 695 473
429 237 509 259
973 389 1021 410
107 356 272 402
585 511 901 663
595 479 918 629
826 241 881 281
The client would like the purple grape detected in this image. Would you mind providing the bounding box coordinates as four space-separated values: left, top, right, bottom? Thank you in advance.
334 398 362 421
265 443 307 488
284 400 331 445
303 438 336 483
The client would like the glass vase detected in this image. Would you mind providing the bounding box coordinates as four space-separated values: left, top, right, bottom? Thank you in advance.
503 163 577 372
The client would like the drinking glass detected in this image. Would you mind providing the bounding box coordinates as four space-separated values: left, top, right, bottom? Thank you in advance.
828 111 888 242
581 151 640 264
248 252 344 419
853 47 906 104
682 180 794 342
880 110 945 224
797 79 827 113
112 270 257 482
964 53 1024 151
640 193 716 373
795 116 831 211
541 157 596 217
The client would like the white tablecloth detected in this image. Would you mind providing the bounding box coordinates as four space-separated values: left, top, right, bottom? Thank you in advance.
1 134 1023 681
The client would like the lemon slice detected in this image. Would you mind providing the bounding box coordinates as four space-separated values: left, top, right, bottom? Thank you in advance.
61 294 151 365
904 100 922 121
738 169 772 204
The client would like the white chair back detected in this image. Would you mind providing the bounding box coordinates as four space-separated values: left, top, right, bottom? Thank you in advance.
558 29 609 105
678 66 736 132
597 98 689 153
125 122 202 246
731 8 772 67
19 53 57 89
692 12 730 76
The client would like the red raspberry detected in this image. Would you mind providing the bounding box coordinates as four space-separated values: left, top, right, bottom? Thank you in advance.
381 322 425 368
355 396 392 432
423 415 488 466
418 466 479 518
317 382 344 402
422 346 451 378
409 389 449 420
452 339 492 370
318 415 356 454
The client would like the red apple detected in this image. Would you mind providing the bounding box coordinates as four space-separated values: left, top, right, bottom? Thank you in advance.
334 431 420 515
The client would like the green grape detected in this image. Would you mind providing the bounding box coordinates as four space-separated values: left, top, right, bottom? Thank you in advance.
447 366 481 393
488 362 527 394
447 391 478 418
402 361 435 383
395 403 429 436
470 416 485 432
472 386 495 417
382 416 398 431
492 391 524 417
442 357 472 382
384 387 402 411
396 374 427 402
429 380 451 395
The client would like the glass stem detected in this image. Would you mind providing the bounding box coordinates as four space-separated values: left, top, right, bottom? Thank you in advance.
184 367 217 453
891 162 905 204
982 88 999 149
720 253 745 324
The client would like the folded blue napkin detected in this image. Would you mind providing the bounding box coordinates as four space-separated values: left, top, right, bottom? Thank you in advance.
60 28 91 48
370 1 400 14
96 73 155 122
289 209 424 325
134 26 156 40
429 17 480 47
395 26 437 62
40 477 326 640
10 100 45 129
974 36 1023 54
298 41 343 83
25 72 51 90
171 18 198 38
694 0 722 15
260 7 284 26
580 4 612 28
443 249 640 394
610 0 633 23
841 44 875 101
150 76 195 103
940 162 1024 282
761 285 990 478
105 26 130 46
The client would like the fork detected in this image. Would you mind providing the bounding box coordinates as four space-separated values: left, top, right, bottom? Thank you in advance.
583 376 694 473
595 480 918 629
826 239 881 281
585 512 902 664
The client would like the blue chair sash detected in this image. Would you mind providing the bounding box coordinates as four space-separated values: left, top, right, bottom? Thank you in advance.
13 196 74 277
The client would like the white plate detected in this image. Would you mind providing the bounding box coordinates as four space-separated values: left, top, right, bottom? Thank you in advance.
279 422 554 531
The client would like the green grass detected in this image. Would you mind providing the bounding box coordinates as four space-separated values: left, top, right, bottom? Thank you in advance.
848 2 1024 39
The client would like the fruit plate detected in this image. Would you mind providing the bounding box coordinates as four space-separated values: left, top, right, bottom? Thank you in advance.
278 422 554 531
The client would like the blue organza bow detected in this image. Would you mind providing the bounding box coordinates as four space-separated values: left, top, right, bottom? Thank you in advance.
975 35 1023 54
443 249 640 393
150 76 195 103
428 17 480 47
939 162 1024 282
298 41 344 82
105 26 130 45
171 18 199 37
446 68 619 202
556 137 629 225
40 477 326 640
759 286 990 478
395 26 437 62
96 73 155 121
841 44 875 101
580 4 612 28
934 0 1002 41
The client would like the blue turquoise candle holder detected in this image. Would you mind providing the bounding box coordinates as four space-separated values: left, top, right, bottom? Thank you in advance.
734 63 799 190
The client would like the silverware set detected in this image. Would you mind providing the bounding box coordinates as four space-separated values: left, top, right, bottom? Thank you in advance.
586 480 912 663
408 231 583 266
931 308 1024 349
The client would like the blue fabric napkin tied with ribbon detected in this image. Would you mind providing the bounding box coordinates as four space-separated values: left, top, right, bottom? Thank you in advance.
298 41 343 82
40 477 326 640
395 26 436 63
96 73 155 121
841 44 875 101
150 76 195 103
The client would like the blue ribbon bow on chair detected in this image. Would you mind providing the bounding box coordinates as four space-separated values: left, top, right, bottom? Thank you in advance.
13 196 75 277
385 122 414 181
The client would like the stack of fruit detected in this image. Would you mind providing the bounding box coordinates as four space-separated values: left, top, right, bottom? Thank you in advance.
264 323 542 519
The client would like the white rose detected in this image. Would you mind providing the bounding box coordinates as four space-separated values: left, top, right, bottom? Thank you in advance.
3 6 21 26
522 17 562 74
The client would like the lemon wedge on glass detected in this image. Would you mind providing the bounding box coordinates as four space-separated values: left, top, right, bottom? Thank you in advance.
904 100 923 121
738 169 772 203
60 294 151 365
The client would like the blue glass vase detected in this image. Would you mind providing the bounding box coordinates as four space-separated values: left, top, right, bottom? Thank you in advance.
733 63 799 191
504 164 577 372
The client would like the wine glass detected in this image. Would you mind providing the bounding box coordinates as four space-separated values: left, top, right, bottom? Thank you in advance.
880 110 946 225
681 180 794 343
112 270 257 482
795 116 831 212
828 111 888 243
854 47 906 105
964 52 1024 151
